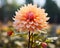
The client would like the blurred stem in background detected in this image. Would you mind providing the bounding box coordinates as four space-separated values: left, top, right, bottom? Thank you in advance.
26 0 33 4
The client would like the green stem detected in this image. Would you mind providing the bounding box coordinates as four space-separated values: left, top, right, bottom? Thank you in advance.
28 31 30 48
30 32 33 48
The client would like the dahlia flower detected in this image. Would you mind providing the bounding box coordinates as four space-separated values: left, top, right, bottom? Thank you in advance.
13 4 49 32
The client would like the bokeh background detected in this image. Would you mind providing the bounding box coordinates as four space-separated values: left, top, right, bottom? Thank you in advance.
0 0 60 48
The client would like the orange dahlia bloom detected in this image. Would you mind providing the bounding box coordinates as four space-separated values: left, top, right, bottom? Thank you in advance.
13 4 49 32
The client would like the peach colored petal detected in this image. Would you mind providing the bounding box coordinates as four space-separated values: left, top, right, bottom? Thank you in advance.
13 4 49 32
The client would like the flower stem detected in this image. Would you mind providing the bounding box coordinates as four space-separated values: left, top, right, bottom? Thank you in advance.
28 31 30 48
28 31 34 48
31 32 33 48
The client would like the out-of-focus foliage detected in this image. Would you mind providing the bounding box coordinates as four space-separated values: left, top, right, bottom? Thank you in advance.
44 0 60 24
0 22 60 48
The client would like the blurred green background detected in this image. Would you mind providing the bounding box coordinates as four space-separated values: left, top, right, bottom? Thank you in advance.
0 0 60 48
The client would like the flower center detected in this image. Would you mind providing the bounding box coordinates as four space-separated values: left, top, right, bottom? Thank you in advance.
26 12 34 21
